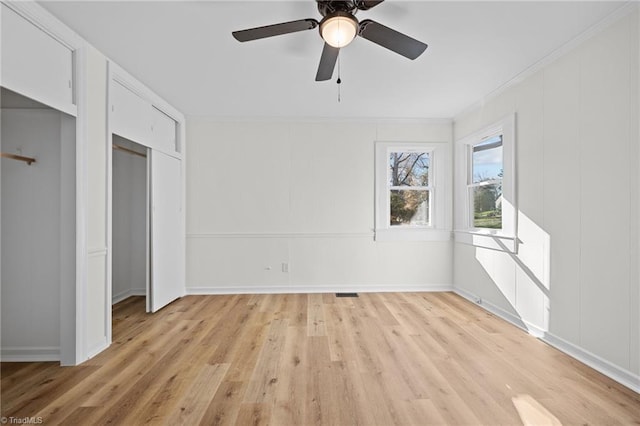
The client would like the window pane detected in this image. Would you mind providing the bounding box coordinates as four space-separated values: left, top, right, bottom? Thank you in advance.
390 190 429 226
389 152 430 187
472 184 502 229
472 136 503 184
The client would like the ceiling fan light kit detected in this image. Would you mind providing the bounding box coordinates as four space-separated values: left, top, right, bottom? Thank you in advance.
320 12 358 48
232 0 428 82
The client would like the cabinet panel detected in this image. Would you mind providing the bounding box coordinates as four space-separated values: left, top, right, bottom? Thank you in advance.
1 4 74 113
152 107 178 155
111 81 152 146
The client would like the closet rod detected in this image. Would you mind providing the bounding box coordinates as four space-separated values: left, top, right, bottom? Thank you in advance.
1 152 36 165
113 144 146 158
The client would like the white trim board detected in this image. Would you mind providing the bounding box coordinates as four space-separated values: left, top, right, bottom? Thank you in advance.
454 288 640 394
1 1 83 50
453 232 518 253
85 338 108 361
187 285 454 296
109 61 184 128
1 1 80 117
1 347 60 362
454 287 544 336
544 333 640 394
185 116 453 125
187 232 374 239
112 288 146 305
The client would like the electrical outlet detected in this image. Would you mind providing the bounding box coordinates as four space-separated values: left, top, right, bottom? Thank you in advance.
282 263 289 273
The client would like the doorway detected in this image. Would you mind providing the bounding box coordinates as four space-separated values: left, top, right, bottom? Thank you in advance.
111 134 150 312
1 88 76 363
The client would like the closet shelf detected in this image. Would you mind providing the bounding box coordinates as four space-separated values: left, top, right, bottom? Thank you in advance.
1 152 36 165
113 144 146 158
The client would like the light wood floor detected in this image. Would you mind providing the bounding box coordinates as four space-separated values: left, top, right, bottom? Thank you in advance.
2 292 639 425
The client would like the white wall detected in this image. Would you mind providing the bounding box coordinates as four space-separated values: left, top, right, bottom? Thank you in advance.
1 108 72 360
187 119 452 293
112 135 147 304
85 46 109 358
453 9 640 390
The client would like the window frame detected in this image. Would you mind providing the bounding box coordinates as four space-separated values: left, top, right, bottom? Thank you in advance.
454 114 517 251
375 141 451 242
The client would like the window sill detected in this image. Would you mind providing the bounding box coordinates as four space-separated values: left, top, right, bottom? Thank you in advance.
453 230 518 253
375 228 452 242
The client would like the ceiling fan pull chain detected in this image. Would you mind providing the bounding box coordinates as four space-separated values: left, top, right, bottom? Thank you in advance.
337 54 342 102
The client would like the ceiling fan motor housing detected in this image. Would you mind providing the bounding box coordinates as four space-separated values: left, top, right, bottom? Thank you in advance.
317 1 358 16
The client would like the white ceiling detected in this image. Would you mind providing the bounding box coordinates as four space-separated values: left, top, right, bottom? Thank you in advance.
39 1 625 119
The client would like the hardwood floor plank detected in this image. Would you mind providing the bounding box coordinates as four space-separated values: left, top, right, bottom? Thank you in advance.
304 336 333 425
92 320 212 424
307 293 326 336
282 293 308 327
2 292 639 425
223 325 269 383
166 363 230 425
234 403 271 426
1 362 59 404
243 319 288 403
389 398 449 426
3 365 99 417
80 319 206 409
199 381 245 426
271 326 307 425
58 406 98 425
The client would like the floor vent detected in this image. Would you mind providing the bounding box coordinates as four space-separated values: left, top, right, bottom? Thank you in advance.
336 292 359 298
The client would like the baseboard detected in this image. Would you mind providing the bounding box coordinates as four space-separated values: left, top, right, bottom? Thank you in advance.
186 284 454 296
112 288 146 305
453 287 640 394
543 332 640 394
1 346 60 362
453 287 543 335
86 338 109 361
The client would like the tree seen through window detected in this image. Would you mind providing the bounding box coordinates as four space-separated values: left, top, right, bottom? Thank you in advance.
388 152 430 226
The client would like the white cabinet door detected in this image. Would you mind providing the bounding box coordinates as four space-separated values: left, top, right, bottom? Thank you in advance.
152 107 178 155
149 150 183 312
1 4 74 114
111 81 153 146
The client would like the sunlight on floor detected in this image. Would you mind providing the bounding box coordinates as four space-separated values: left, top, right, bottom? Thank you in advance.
512 394 562 426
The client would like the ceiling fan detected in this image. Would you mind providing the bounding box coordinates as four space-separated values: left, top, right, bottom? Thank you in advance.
232 0 428 82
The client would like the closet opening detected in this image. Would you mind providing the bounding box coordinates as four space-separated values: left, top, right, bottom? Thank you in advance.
111 134 150 313
1 88 76 363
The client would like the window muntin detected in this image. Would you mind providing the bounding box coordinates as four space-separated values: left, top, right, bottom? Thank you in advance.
388 151 431 227
468 135 503 230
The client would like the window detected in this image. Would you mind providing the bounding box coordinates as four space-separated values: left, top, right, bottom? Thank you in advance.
454 114 516 251
375 142 450 241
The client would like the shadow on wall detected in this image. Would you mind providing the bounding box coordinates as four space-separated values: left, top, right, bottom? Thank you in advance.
471 211 551 336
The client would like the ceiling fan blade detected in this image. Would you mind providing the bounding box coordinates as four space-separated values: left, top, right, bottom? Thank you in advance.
315 43 339 81
355 1 385 10
358 19 427 60
232 19 318 42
